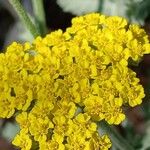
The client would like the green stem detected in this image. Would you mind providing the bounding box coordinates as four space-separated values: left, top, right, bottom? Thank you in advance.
9 0 40 38
98 0 104 12
99 121 135 150
32 0 47 36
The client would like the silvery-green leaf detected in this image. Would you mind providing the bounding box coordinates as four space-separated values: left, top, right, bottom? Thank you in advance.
141 121 150 150
2 122 20 141
57 0 99 15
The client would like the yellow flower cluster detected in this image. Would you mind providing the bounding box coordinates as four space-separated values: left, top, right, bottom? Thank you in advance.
0 13 150 150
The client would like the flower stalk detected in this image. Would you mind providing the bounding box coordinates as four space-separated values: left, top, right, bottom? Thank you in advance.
98 0 104 12
32 0 47 36
9 0 40 38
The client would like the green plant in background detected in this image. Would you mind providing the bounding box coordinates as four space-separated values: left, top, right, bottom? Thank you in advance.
57 0 150 25
0 0 150 150
57 0 100 16
126 0 150 23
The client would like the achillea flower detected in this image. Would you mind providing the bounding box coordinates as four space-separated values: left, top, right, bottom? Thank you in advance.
0 13 149 150
12 131 32 150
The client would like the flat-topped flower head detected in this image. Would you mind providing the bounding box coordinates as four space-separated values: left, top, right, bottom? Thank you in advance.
0 13 150 150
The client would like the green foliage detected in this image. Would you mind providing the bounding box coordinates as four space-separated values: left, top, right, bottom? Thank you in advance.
126 0 150 23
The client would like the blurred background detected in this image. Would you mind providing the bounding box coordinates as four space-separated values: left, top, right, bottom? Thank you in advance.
1 0 150 149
